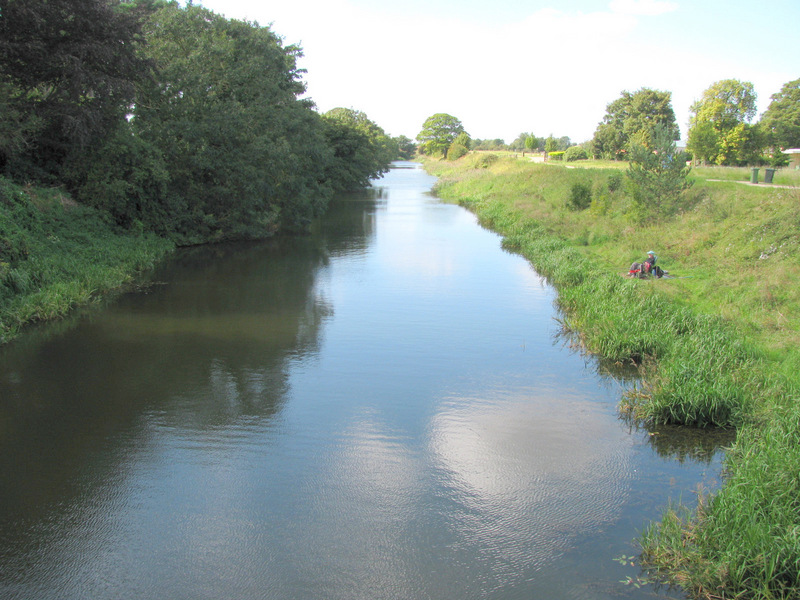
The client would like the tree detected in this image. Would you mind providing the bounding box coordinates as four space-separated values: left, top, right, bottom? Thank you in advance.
132 3 333 239
322 107 393 191
592 88 679 159
453 131 472 150
760 78 800 150
688 79 758 165
393 135 417 159
509 132 539 152
417 113 465 156
525 135 542 152
627 122 691 217
0 0 151 182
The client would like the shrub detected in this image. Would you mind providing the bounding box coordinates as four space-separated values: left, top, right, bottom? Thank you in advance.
548 151 565 161
473 153 499 169
564 146 589 162
447 143 468 160
567 182 592 211
607 171 624 192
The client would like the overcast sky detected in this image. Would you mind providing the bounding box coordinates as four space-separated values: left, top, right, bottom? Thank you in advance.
194 0 798 144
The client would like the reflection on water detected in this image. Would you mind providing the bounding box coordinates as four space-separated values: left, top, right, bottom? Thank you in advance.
642 425 735 465
0 162 728 600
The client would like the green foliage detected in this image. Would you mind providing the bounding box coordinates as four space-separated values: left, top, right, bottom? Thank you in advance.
564 146 589 162
548 151 565 161
0 177 173 343
593 88 679 159
68 121 171 231
322 108 393 191
626 123 692 216
1 0 396 245
472 138 507 151
453 131 472 150
688 79 759 166
525 135 542 152
393 135 418 160
567 181 592 210
474 153 499 168
760 78 800 149
417 113 466 157
607 171 624 192
0 0 150 183
135 3 333 238
447 143 468 160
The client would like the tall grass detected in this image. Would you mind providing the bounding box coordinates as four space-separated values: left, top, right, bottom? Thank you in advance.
0 177 174 343
641 402 800 598
424 154 800 598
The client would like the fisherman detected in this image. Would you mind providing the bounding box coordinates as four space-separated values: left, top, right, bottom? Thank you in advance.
643 250 657 273
644 250 664 278
628 250 664 278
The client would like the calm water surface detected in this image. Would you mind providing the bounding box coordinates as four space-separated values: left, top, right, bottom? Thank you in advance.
0 162 727 599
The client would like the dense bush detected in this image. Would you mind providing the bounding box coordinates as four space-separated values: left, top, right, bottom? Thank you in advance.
607 171 624 192
564 146 589 161
447 143 469 160
548 151 565 161
567 182 592 210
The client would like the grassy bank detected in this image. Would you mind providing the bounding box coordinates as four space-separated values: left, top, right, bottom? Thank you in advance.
423 154 799 598
0 177 175 344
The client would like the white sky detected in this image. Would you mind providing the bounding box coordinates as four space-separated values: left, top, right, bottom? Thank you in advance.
194 0 798 144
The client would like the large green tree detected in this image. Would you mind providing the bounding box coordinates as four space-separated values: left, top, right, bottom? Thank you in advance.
0 0 150 182
760 78 800 150
592 88 679 159
417 113 466 157
322 107 393 191
127 2 332 239
688 79 759 165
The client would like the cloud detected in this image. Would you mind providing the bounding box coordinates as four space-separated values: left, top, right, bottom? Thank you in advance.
609 0 678 16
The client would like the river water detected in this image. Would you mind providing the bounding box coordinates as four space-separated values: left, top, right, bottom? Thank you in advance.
0 162 727 599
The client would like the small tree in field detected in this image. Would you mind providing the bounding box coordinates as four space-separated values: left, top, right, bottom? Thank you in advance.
627 122 691 217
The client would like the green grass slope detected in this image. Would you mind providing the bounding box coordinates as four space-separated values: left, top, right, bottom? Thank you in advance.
0 177 174 344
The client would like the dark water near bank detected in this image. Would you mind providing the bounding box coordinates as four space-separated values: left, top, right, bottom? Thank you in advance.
0 162 728 599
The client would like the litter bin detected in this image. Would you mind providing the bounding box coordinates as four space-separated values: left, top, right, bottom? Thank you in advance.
765 168 776 184
750 168 759 183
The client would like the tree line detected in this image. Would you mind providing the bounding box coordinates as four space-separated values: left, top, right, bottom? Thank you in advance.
592 79 800 166
415 113 577 160
0 0 409 244
415 79 799 168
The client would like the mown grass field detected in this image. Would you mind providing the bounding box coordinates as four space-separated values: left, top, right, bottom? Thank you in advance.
424 153 800 599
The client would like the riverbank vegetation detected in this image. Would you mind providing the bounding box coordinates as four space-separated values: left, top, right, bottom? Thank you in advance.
423 153 799 599
0 0 405 342
0 177 173 344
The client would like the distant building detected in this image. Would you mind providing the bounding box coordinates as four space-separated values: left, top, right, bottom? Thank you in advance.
782 148 800 169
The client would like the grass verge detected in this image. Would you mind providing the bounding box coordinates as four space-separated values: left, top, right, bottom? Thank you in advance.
0 176 175 344
423 153 800 599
